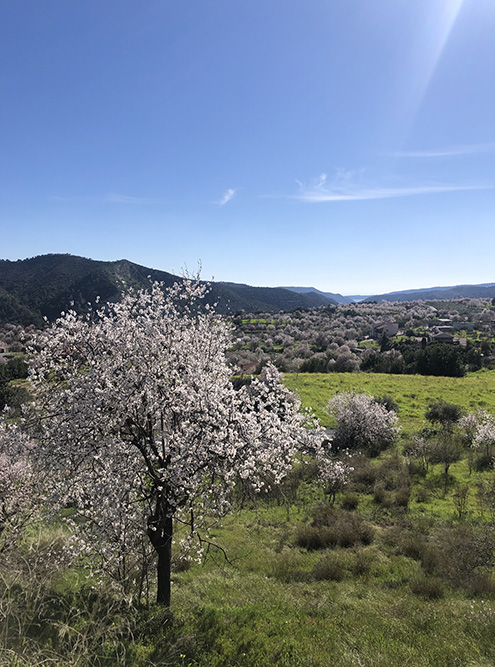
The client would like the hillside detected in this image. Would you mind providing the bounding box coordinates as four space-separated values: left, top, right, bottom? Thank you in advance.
0 254 334 325
365 282 495 303
279 286 348 304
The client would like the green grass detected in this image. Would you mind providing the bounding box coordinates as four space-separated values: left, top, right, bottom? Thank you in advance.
5 369 495 665
284 370 495 433
4 480 495 666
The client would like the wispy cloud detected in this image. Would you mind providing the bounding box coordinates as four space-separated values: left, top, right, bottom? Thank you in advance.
217 188 237 206
49 193 162 204
105 193 158 204
392 142 495 158
292 173 491 203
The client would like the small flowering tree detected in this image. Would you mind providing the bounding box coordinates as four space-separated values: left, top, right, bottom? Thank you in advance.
28 279 323 606
328 392 399 457
317 457 352 504
460 410 495 471
472 412 495 457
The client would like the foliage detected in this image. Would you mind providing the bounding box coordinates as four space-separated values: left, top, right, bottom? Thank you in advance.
0 421 39 552
0 254 334 325
316 457 352 503
328 392 400 456
0 356 30 413
425 401 462 428
284 370 495 433
27 279 324 606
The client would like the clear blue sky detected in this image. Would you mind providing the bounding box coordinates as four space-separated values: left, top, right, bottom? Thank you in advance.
2 0 495 295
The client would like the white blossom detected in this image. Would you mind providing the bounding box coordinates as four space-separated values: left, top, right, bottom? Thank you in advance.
27 278 325 604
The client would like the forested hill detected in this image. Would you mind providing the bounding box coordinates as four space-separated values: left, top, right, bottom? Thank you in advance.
0 254 335 325
364 283 495 303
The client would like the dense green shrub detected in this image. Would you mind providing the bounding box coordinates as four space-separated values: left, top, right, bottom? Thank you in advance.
410 576 445 600
312 554 347 581
295 504 374 550
341 492 359 510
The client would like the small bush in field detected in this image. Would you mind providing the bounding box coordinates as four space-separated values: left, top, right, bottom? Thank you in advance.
467 573 495 598
399 534 427 561
373 483 393 507
294 525 337 550
341 492 359 511
395 485 411 508
410 576 445 600
351 549 374 577
348 455 377 492
406 459 427 477
473 452 494 472
271 549 308 583
296 503 373 550
414 486 430 503
312 554 347 581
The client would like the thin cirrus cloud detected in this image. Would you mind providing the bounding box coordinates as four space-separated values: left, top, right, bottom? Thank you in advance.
49 193 163 204
392 142 495 158
293 173 491 203
217 188 237 206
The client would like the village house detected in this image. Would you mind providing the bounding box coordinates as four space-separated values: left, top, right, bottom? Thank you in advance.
371 321 399 339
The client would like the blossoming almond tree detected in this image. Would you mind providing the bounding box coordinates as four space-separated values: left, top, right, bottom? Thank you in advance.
328 391 399 456
28 279 324 606
0 420 38 553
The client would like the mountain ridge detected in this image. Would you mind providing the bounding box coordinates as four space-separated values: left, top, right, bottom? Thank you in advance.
0 254 335 325
1 254 494 325
363 283 495 303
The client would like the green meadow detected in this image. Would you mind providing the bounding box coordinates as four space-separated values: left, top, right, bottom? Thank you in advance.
284 370 495 433
4 370 495 665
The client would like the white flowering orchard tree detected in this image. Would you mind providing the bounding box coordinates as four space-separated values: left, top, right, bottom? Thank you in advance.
460 410 495 458
328 392 399 457
0 420 38 552
28 280 323 606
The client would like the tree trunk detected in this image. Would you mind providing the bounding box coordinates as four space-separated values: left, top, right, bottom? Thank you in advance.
156 517 173 606
148 501 173 606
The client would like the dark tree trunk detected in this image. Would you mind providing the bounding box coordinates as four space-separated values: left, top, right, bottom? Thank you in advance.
148 500 173 606
156 516 173 606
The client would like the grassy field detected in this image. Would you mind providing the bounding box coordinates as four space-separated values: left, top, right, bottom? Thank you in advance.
4 483 495 667
284 370 495 433
4 370 495 665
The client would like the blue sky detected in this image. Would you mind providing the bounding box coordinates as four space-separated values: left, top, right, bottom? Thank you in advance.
2 0 495 295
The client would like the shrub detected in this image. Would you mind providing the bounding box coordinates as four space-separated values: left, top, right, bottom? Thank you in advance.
410 576 445 600
351 549 374 577
348 455 377 493
414 486 430 504
467 573 495 598
312 554 347 581
271 549 308 583
373 483 392 507
425 401 462 428
473 452 494 472
395 485 411 508
399 534 427 561
375 394 399 414
341 492 359 511
328 392 399 456
295 504 374 550
294 525 337 550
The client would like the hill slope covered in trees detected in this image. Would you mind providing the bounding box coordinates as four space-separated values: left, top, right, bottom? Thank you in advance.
0 254 335 325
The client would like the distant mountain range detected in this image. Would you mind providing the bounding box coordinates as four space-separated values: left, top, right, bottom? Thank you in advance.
362 283 495 303
284 284 495 304
0 254 334 326
279 286 352 305
1 254 494 326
